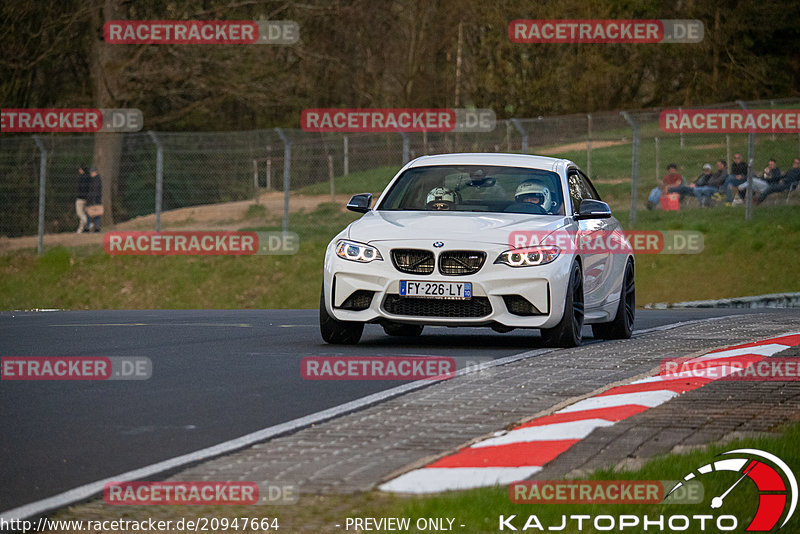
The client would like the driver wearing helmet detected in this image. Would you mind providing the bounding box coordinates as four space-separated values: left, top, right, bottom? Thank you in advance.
426 186 457 210
507 180 553 213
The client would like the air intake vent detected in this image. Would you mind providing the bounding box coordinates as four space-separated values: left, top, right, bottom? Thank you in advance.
383 295 492 318
438 251 486 276
391 249 435 275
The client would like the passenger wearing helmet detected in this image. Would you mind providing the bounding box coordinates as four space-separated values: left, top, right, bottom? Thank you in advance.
426 186 457 210
506 180 552 214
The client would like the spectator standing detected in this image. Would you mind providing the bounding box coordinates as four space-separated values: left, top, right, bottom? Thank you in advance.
75 165 90 233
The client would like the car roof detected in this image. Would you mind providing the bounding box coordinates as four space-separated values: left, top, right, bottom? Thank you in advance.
405 153 574 174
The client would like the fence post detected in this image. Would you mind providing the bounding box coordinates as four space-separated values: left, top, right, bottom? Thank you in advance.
654 137 660 182
621 112 640 228
400 132 410 164
726 135 731 177
147 131 164 232
510 119 527 154
343 135 349 176
737 100 755 222
328 154 335 202
32 136 47 255
275 128 291 234
586 113 592 178
252 159 259 204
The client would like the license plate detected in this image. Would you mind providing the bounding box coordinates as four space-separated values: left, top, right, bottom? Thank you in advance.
399 281 472 300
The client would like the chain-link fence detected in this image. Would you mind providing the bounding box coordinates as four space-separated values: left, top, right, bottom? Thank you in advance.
2 99 799 252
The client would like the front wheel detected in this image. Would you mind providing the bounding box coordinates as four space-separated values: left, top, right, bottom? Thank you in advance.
591 259 635 340
541 261 584 348
319 288 364 344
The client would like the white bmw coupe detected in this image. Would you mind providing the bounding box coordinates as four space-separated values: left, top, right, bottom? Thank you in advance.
320 153 634 347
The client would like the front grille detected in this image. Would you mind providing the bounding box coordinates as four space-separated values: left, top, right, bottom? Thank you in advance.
338 290 374 310
391 249 435 275
383 295 492 318
438 251 486 276
503 295 544 316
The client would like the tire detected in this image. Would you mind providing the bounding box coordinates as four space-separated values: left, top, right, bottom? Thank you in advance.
591 259 635 340
319 288 364 344
541 261 584 348
383 323 424 337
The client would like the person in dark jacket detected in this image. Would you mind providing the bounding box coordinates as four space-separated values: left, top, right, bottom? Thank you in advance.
87 166 103 232
758 157 800 203
723 153 749 203
75 165 91 233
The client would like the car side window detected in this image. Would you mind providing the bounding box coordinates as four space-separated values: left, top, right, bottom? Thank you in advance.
578 171 602 201
567 171 583 214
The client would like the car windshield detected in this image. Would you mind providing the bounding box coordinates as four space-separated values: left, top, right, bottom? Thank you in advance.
377 165 565 215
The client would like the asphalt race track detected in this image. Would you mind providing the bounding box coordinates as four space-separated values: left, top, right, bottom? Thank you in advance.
0 308 786 513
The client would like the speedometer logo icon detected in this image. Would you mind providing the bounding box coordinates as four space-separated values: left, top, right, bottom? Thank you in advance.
667 449 797 531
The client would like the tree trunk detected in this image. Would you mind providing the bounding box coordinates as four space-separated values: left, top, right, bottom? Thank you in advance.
89 0 126 228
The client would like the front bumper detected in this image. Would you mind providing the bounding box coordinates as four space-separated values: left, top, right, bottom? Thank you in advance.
323 239 573 329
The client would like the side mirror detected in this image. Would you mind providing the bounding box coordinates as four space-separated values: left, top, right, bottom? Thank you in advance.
575 199 612 220
347 193 373 213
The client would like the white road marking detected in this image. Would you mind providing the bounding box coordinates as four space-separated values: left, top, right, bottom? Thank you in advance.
378 467 541 493
471 419 614 448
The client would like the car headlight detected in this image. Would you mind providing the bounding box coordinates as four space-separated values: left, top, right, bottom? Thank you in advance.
495 246 560 267
335 240 383 263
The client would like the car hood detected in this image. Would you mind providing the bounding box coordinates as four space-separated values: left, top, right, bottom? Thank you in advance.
347 210 571 246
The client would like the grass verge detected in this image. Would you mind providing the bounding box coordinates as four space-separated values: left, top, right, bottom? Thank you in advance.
1 202 799 310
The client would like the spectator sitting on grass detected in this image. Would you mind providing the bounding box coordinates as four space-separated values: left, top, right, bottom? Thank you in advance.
692 163 719 207
723 153 749 204
740 158 781 204
709 159 728 201
661 163 690 199
757 157 800 204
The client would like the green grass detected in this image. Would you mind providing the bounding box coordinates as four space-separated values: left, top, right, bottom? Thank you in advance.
296 165 401 196
0 204 360 310
1 202 799 310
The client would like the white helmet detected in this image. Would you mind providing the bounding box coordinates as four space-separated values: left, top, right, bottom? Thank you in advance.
515 180 551 208
426 187 457 210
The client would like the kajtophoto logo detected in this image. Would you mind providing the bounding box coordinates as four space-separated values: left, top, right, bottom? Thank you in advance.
499 448 796 531
667 449 797 531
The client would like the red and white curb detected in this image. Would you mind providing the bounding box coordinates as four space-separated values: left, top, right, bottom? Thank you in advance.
379 333 800 494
